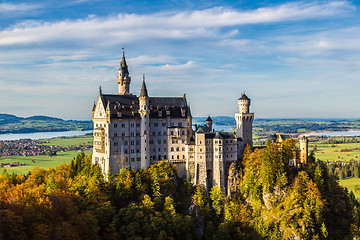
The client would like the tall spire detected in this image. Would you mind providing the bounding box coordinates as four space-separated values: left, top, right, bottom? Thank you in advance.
140 75 148 97
120 48 129 74
117 48 131 95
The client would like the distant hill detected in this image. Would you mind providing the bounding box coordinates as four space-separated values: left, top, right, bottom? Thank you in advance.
0 114 92 134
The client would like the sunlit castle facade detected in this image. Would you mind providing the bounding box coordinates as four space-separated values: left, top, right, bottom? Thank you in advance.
92 52 253 192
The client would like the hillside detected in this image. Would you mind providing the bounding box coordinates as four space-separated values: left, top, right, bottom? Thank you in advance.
0 114 92 134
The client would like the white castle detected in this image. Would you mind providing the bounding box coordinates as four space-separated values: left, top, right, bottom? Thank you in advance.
92 52 254 193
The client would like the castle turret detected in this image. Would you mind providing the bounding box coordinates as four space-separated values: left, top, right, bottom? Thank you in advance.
235 93 254 157
139 76 150 168
299 136 308 165
117 50 131 95
206 116 213 132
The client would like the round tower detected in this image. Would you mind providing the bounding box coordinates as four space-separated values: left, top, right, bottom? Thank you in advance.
238 92 250 114
235 93 254 158
139 76 150 168
117 50 132 95
299 136 308 165
205 116 213 132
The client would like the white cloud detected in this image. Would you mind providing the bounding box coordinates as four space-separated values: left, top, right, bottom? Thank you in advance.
0 3 42 13
0 1 353 46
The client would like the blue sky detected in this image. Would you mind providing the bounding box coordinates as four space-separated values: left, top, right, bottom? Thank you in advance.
1 0 360 120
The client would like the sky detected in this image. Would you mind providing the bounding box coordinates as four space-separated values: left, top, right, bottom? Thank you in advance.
1 0 360 120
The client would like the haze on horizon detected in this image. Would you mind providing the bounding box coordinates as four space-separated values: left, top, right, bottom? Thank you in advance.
1 0 360 120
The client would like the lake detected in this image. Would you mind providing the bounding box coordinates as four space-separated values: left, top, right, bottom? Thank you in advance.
0 130 93 141
307 130 360 137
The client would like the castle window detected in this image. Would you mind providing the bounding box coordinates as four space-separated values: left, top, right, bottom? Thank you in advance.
136 132 140 136
114 151 118 154
122 133 125 137
154 123 158 127
125 141 128 145
131 150 134 153
215 141 218 144
176 147 179 151
137 149 140 153
183 155 185 159
136 141 140 145
158 132 161 135
219 147 221 151
171 131 174 135
200 141 202 144
96 124 98 127
200 148 202 152
164 155 167 159
158 156 161 160
219 155 221 158
172 155 174 160
136 123 140 127
162 123 166 126
131 157 135 161
124 149 128 154
163 140 166 144
153 148 155 152
137 157 141 161
178 122 182 126
230 140 233 143
114 123 117 128
163 132 166 135
159 148 161 152
170 122 174 126
225 140 228 143
131 141 134 145
121 123 125 127
164 148 166 151
158 140 161 144
114 133 118 137
131 132 134 136
114 142 118 146
131 123 134 127
219 141 222 144
182 147 185 151
150 140 153 144
231 147 232 151
182 131 185 135
171 147 174 152
152 132 155 135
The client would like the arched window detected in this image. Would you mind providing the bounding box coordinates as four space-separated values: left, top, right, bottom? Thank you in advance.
172 155 174 160
183 155 185 159
177 155 179 159
171 147 174 152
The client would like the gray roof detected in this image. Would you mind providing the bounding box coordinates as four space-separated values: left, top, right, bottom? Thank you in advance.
99 94 191 120
239 93 250 100
204 131 236 139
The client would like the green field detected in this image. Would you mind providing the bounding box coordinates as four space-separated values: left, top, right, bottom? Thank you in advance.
40 135 93 147
310 142 360 162
338 178 360 197
0 150 91 175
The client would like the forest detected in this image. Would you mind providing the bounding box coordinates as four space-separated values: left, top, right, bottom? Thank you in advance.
0 139 360 239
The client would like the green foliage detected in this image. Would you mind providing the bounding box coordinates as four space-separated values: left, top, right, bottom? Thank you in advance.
1 146 360 239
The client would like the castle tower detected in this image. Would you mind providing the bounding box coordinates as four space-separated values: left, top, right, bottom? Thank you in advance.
235 93 254 155
206 116 213 132
299 136 308 165
117 50 132 95
139 76 150 168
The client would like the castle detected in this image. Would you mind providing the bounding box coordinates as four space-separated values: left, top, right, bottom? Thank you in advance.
92 52 306 193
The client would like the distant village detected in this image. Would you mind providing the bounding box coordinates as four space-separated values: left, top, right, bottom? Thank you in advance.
0 138 92 168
